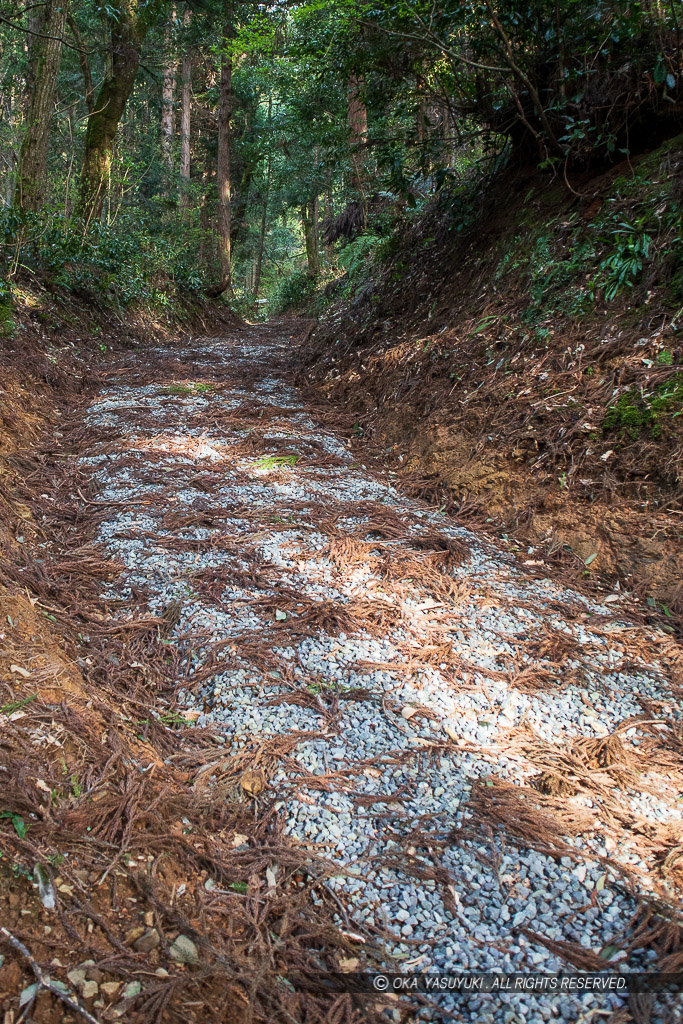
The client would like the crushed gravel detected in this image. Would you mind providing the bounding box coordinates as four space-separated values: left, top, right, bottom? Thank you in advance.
82 331 682 1023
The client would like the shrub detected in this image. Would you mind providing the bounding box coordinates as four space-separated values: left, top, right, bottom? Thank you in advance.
270 269 316 312
0 210 205 307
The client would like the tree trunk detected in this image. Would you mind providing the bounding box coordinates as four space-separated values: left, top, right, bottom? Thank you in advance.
4 86 18 206
323 162 334 257
78 0 165 226
252 94 272 298
179 9 192 212
198 172 209 266
253 153 271 298
23 4 46 117
211 46 232 296
347 73 368 196
161 7 176 189
15 0 69 213
301 202 319 279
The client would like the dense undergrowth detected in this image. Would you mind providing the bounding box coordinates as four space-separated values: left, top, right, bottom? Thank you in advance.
303 135 683 625
0 209 210 342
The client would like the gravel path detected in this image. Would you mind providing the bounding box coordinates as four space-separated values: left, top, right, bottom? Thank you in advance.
82 328 682 1023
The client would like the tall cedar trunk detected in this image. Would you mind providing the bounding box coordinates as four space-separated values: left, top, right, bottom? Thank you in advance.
323 162 334 257
253 95 272 297
301 202 319 278
179 9 191 211
23 5 46 117
214 48 232 295
253 152 270 297
78 0 164 226
15 0 69 213
347 73 368 196
199 170 209 266
5 87 17 205
161 7 176 189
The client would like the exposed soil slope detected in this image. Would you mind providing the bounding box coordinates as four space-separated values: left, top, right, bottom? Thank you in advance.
303 138 683 627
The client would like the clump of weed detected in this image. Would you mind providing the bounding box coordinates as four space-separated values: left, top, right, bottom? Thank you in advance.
161 382 213 396
253 454 299 469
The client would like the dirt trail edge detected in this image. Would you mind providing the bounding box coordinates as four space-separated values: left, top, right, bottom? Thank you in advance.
28 325 683 1022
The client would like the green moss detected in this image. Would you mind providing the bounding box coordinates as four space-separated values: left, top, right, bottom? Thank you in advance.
603 373 683 439
0 303 14 338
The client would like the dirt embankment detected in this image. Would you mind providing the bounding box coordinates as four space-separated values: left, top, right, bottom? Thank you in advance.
302 139 683 629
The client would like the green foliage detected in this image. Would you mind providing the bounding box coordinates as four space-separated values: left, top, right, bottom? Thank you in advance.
253 454 300 468
338 234 381 277
0 299 14 338
590 220 651 301
1 0 682 322
484 138 683 339
0 810 28 839
0 209 205 307
603 374 683 439
162 382 213 395
496 225 592 327
270 270 316 312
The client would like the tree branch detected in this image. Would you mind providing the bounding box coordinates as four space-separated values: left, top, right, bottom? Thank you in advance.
0 927 100 1024
0 12 90 52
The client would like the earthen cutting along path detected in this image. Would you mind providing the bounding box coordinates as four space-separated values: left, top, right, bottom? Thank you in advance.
81 327 682 1024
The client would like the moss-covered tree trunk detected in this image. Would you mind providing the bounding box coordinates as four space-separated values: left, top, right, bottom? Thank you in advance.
15 0 69 213
77 0 165 226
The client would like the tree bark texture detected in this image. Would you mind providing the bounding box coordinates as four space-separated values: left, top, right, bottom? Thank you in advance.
214 49 232 294
179 9 191 210
78 0 166 226
301 201 319 278
15 0 69 213
161 7 176 186
347 73 368 195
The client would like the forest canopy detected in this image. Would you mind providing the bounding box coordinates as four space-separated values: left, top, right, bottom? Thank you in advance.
0 0 681 315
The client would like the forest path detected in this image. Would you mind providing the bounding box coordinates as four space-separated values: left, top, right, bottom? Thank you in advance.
83 325 681 1023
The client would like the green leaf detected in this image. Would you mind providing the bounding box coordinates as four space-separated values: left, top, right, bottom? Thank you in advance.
584 553 598 565
19 983 40 1007
0 811 28 838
